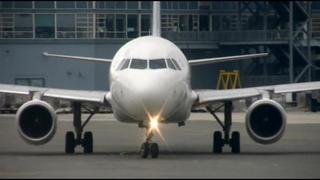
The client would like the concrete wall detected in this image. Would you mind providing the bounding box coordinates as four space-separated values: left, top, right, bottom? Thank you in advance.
0 42 123 90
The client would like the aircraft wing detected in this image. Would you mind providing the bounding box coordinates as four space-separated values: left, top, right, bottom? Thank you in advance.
188 53 268 66
0 83 109 105
43 52 112 63
193 81 320 107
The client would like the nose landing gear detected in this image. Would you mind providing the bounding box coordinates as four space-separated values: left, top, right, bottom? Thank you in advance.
139 126 159 158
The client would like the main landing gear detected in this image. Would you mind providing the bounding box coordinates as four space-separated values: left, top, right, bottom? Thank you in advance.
139 126 159 159
206 101 240 154
65 102 97 154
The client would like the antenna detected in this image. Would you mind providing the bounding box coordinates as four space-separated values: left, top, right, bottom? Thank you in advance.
152 1 161 37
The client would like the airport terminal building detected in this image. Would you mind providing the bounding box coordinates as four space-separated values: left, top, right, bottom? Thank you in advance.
0 1 320 91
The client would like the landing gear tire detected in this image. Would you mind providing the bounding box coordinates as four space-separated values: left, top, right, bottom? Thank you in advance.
230 131 240 154
65 131 76 154
213 131 223 154
83 131 93 154
150 143 159 158
140 142 149 158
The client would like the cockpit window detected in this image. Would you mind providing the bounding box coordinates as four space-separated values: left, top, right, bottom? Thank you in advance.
171 58 181 70
130 59 148 69
166 58 176 70
118 58 180 71
117 58 126 70
120 58 131 70
149 59 166 69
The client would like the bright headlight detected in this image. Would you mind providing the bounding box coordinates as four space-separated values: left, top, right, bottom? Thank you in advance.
150 117 159 130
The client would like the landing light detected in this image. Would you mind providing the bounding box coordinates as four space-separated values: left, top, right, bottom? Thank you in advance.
147 115 169 147
143 103 168 146
150 117 159 130
146 113 161 134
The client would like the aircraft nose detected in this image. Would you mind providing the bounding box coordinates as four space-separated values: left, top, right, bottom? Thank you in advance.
140 90 167 116
129 75 174 118
117 71 179 120
134 82 168 114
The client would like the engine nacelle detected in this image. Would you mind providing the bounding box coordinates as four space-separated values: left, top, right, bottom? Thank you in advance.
16 100 57 145
245 99 286 144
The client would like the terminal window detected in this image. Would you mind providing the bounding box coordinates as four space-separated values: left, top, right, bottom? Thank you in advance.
116 14 126 38
141 1 152 9
15 78 45 87
35 14 55 38
57 1 76 9
115 1 126 9
76 1 93 9
14 1 32 9
34 1 54 8
0 1 13 8
57 14 76 38
127 1 138 9
141 14 151 36
96 14 115 38
127 15 138 38
14 14 33 38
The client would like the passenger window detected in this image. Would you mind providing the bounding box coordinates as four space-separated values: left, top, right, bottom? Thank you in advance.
171 58 181 70
130 59 148 69
149 59 167 69
166 58 176 70
120 58 131 70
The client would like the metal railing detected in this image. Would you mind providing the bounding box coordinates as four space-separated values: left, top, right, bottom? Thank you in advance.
162 30 291 42
0 31 33 39
0 30 310 43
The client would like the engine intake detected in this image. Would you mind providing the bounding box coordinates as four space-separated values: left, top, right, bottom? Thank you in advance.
245 99 286 144
16 100 57 145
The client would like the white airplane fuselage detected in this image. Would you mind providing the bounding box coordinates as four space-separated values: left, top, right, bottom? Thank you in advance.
108 36 196 124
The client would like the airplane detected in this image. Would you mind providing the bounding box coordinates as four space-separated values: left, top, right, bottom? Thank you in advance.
1 1 320 159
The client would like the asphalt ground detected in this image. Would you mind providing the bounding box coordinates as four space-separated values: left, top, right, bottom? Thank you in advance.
0 112 320 178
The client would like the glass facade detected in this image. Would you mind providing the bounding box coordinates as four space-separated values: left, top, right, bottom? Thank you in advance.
141 1 152 9
34 1 54 8
127 15 138 38
96 14 114 38
76 14 94 38
115 14 126 38
15 78 45 87
141 14 151 36
127 1 138 9
0 1 318 39
57 14 76 38
35 14 55 38
14 14 33 38
56 1 75 9
14 1 33 8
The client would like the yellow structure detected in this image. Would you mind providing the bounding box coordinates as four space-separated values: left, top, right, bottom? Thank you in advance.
217 70 242 89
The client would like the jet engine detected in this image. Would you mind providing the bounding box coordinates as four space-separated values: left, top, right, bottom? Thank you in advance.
16 100 57 145
245 99 286 144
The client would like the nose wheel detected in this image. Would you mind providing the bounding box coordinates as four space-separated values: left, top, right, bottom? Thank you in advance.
140 142 159 158
140 142 150 158
140 127 159 158
150 143 159 158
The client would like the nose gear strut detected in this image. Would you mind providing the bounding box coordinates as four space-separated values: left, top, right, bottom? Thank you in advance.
139 124 159 158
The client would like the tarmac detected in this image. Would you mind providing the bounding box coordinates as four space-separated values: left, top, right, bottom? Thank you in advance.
0 112 320 178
